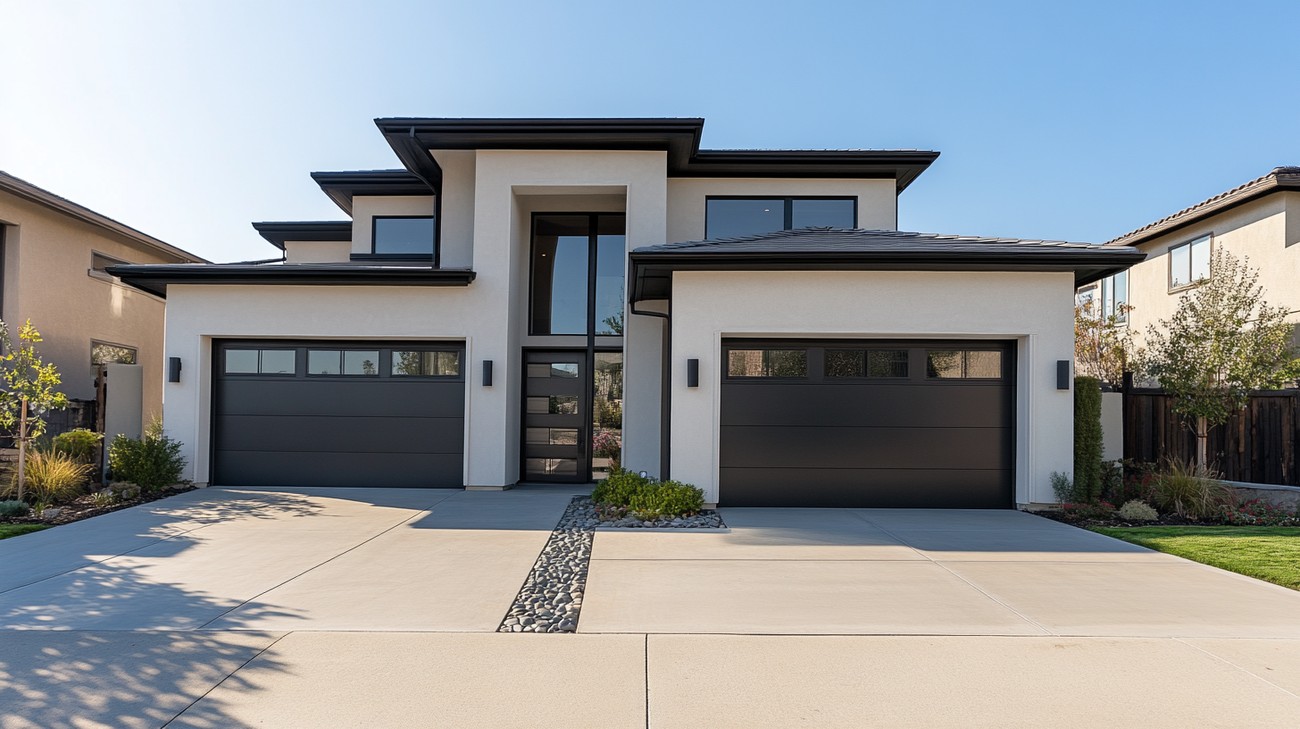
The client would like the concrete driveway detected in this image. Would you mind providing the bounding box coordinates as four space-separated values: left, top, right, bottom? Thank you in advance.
2 489 1299 728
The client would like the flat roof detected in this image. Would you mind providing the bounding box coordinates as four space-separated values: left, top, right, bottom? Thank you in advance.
252 221 352 250
107 262 474 298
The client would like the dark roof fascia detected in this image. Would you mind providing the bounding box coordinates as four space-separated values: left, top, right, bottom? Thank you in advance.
0 171 208 263
309 170 431 214
1107 167 1300 248
105 264 476 299
251 221 353 250
628 249 1145 303
373 118 937 192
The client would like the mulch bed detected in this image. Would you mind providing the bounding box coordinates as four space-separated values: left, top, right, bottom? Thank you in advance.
0 485 196 527
1034 510 1300 529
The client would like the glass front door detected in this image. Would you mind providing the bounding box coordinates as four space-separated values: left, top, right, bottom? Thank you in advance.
522 350 623 483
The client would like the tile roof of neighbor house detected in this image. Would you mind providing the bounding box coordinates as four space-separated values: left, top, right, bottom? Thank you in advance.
629 228 1145 302
1106 166 1300 248
0 171 208 263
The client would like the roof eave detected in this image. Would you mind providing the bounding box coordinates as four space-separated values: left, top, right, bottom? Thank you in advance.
1107 172 1300 248
105 264 476 299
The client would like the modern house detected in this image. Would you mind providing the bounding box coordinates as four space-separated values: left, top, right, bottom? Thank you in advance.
112 118 1141 508
0 171 207 423
1078 166 1300 344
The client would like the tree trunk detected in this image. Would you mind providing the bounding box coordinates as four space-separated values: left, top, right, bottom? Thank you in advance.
1195 415 1208 470
16 396 27 503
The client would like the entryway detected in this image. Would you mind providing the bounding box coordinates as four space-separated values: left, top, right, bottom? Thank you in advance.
521 350 623 482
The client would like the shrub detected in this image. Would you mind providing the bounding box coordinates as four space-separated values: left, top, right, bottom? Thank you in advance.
1060 500 1117 521
1116 500 1159 522
1105 460 1158 506
591 470 705 519
1220 499 1300 527
0 499 30 517
3 449 91 504
107 422 186 492
50 428 103 465
1050 471 1075 503
1150 459 1233 519
1073 376 1104 502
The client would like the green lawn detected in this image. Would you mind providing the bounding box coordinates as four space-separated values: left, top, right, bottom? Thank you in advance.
1092 526 1300 590
0 524 49 540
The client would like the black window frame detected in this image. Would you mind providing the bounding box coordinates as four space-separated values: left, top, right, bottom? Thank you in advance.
704 196 858 239
366 214 438 261
724 348 810 380
924 349 1007 381
823 348 910 380
222 347 299 377
1168 234 1212 292
527 212 627 338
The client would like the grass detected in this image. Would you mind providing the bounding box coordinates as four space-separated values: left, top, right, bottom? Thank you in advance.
0 524 49 540
1092 526 1300 590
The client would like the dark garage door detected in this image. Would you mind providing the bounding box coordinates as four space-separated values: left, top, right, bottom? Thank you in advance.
720 340 1014 508
213 340 465 488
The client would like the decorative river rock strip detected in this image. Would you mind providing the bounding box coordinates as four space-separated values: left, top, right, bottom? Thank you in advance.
499 496 726 633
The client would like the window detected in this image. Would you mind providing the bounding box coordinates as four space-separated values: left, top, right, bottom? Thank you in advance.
225 348 296 375
342 350 380 376
89 252 129 278
926 350 1003 379
529 214 625 336
391 350 460 377
1100 270 1129 322
727 349 808 378
1169 234 1211 289
1075 284 1098 312
91 341 136 365
527 362 580 378
527 395 580 415
825 349 908 378
372 216 435 256
705 197 856 239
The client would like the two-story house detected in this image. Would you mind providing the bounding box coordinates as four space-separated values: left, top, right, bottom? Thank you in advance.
112 118 1140 508
1080 167 1300 346
0 172 206 425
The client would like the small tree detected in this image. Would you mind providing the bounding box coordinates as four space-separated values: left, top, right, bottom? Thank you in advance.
0 321 69 501
1075 298 1136 387
1141 250 1300 467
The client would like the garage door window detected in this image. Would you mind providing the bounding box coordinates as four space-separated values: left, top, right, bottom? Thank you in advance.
727 349 807 378
224 348 296 375
342 351 381 376
825 349 908 378
392 351 460 377
926 350 1004 379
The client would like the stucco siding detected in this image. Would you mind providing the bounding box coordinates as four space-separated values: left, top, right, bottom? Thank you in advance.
283 240 350 263
667 270 1077 506
665 178 897 243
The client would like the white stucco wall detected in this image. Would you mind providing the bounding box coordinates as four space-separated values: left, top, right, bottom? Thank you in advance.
283 240 351 263
667 270 1078 507
665 178 897 242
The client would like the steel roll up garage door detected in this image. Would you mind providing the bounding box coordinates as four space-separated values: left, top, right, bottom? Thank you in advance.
213 341 465 488
719 340 1014 508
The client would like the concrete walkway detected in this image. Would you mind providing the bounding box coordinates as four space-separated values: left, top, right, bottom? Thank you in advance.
2 490 1299 728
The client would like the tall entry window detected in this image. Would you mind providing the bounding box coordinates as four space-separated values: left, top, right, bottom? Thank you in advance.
529 214 626 335
705 197 856 239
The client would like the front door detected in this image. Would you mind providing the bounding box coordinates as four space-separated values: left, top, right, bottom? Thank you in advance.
522 350 587 482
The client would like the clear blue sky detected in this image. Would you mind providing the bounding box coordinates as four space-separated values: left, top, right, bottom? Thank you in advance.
2 0 1297 262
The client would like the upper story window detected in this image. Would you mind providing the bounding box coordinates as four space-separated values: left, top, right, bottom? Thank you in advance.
1169 234 1211 290
372 216 435 256
529 213 625 336
91 341 137 365
705 197 856 239
1100 270 1129 322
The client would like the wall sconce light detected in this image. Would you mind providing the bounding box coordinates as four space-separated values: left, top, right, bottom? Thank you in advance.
687 358 699 388
1057 360 1071 390
168 357 182 383
482 360 493 387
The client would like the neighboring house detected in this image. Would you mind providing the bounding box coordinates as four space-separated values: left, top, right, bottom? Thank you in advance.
0 172 206 424
112 118 1140 508
1079 167 1300 346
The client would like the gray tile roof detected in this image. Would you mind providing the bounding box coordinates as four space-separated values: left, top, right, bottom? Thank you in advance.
635 227 1113 256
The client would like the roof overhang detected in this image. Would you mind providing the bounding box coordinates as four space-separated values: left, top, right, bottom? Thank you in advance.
1108 167 1300 247
106 263 475 299
309 170 431 214
251 221 353 250
374 118 938 192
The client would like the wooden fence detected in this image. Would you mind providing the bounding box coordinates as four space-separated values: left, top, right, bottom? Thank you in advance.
1123 390 1299 486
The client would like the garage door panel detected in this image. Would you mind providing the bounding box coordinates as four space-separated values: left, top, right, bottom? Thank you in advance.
217 380 466 418
719 426 1012 470
720 383 1010 428
718 467 1012 508
215 415 464 455
214 452 463 488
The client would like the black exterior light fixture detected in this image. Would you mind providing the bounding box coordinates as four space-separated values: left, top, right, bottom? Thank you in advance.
1057 360 1071 390
168 357 182 383
482 360 493 387
687 358 700 388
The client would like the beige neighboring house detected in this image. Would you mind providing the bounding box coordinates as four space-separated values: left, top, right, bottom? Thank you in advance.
0 171 206 424
1079 167 1300 346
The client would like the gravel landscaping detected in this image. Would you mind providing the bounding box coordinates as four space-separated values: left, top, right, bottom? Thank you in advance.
499 496 726 633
